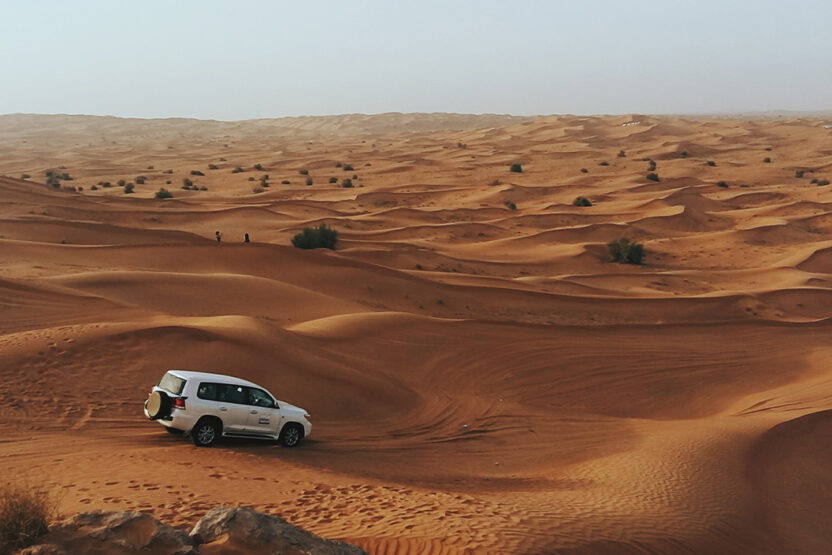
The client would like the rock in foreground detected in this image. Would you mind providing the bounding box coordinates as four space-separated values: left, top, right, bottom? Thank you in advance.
17 507 365 554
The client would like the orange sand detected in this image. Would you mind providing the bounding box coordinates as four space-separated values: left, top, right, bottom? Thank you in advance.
2 113 832 553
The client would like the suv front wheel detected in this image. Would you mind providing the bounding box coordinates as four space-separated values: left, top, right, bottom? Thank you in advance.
279 423 303 447
191 418 220 447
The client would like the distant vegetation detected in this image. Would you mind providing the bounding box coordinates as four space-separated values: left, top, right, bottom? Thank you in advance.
155 188 173 199
282 180 290 184
763 157 772 163
299 168 309 175
598 161 609 166
306 177 313 186
795 169 804 178
504 200 517 210
608 237 644 265
135 175 146 184
617 150 626 158
646 172 660 182
45 169 72 189
182 178 194 189
717 181 729 188
573 196 592 207
208 164 219 170
647 159 656 172
254 163 264 171
510 163 523 173
329 177 338 183
817 179 830 186
292 224 338 250
252 185 264 194
341 178 353 188
580 168 588 174
231 167 244 174
190 170 204 176
117 179 126 187
124 183 135 194
342 164 354 171
706 160 716 167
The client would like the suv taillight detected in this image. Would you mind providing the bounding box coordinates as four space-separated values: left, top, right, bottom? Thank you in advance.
173 397 186 410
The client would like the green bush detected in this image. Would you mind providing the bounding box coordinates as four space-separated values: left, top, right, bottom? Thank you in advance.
231 167 244 174
306 177 313 186
599 161 609 166
135 176 146 184
504 200 517 210
254 163 264 171
208 164 218 170
509 163 522 173
341 178 353 188
190 170 204 176
343 164 354 171
0 484 54 553
124 183 135 194
573 196 592 207
299 169 309 175
717 181 729 188
763 157 771 163
795 169 804 178
155 188 173 199
329 177 338 183
182 178 194 189
608 237 644 264
706 160 716 167
646 172 660 182
117 179 126 187
292 224 338 250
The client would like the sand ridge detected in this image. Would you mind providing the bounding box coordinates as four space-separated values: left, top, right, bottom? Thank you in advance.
2 113 832 553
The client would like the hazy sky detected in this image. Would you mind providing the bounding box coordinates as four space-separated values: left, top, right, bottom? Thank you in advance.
2 0 830 120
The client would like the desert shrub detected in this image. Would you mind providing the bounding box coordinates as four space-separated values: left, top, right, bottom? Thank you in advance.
489 179 502 186
343 164 354 171
706 160 716 167
341 178 353 188
124 183 135 194
147 165 154 170
299 168 309 175
608 237 644 264
509 163 522 173
164 169 173 174
292 224 338 250
811 178 818 184
99 181 111 188
580 168 588 173
646 172 660 182
573 196 592 207
818 179 830 186
231 167 244 174
763 157 771 163
599 161 609 166
647 159 657 172
765 147 773 151
165 180 171 185
679 151 688 158
282 179 290 184
254 163 264 171
335 162 342 168
182 178 194 189
190 170 204 176
0 484 54 553
117 179 126 187
306 177 313 186
717 181 729 188
62 185 77 192
135 176 146 184
329 177 338 183
248 176 255 181
200 186 207 191
505 200 517 210
617 150 626 158
261 181 269 188
91 185 98 191
252 186 264 194
795 169 804 178
155 188 173 199
208 164 218 170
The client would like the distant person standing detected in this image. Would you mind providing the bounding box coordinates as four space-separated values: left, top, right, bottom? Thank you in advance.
215 231 222 243
244 232 250 243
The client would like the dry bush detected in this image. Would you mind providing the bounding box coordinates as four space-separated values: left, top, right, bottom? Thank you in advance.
0 483 58 553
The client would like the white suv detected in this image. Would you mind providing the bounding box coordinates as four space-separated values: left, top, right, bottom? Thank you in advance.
144 370 312 447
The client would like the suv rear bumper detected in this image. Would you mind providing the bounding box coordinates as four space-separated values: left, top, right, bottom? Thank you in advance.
144 403 199 433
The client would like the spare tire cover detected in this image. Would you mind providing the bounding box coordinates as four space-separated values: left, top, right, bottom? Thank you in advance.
147 390 171 420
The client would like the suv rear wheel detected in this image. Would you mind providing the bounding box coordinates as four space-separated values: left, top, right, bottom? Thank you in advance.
191 418 220 447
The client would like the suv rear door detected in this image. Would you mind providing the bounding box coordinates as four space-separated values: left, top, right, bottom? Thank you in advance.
216 383 251 433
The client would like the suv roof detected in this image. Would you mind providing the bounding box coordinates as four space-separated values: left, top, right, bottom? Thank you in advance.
166 370 262 389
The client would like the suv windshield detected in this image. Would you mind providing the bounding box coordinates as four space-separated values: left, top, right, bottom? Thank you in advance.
159 372 186 395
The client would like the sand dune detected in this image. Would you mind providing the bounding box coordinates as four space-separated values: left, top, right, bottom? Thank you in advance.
2 113 832 553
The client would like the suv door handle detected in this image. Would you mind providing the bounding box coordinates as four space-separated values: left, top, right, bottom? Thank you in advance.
219 407 228 411
250 410 258 414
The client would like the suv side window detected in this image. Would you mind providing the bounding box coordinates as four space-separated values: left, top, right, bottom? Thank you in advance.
218 384 247 404
197 382 219 401
246 387 275 408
